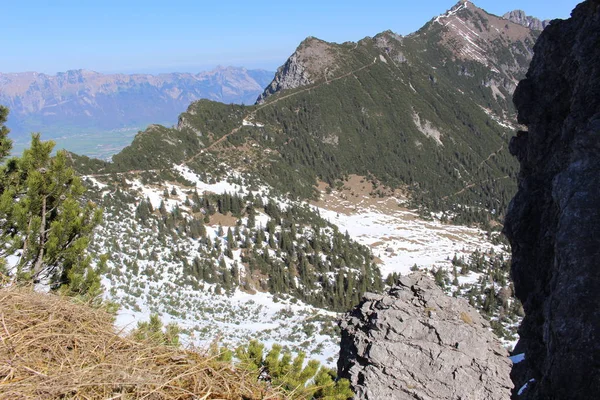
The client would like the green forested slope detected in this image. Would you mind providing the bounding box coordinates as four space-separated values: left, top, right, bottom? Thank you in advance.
72 2 537 224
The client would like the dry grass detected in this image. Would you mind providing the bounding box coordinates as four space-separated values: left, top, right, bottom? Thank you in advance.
460 312 474 325
312 175 407 216
207 212 240 228
0 287 280 400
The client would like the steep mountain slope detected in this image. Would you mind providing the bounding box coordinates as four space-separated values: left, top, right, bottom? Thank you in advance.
251 0 539 221
81 167 383 363
1 66 274 141
78 1 540 224
260 0 537 107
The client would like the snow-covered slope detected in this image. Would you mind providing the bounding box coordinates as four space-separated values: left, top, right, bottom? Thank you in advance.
86 165 380 365
84 165 520 365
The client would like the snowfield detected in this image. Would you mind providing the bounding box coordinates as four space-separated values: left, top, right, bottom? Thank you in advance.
316 205 502 278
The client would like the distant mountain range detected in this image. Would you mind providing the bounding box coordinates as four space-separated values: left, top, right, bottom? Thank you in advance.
0 66 274 142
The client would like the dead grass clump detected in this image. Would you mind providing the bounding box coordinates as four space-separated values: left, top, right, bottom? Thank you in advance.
0 287 279 399
460 311 474 325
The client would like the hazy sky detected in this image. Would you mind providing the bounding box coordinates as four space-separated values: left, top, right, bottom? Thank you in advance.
2 0 579 74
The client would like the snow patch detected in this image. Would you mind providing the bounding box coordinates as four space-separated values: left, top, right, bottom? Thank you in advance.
243 119 265 128
84 176 109 189
479 106 515 130
434 1 469 25
174 165 244 195
313 202 501 278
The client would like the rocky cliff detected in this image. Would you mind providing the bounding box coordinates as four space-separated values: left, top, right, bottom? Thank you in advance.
337 273 512 399
256 37 335 104
504 1 600 398
502 10 551 31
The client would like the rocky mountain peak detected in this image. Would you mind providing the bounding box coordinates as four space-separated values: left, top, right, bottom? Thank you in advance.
503 10 551 31
256 36 338 104
258 1 539 104
337 273 513 399
432 0 536 71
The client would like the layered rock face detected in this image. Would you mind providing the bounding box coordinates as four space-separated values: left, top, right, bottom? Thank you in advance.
337 273 512 399
504 1 600 398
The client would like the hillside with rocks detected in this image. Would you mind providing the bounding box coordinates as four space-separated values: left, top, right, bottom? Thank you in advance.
75 0 542 225
3 2 586 398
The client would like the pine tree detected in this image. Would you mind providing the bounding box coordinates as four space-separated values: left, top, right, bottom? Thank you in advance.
225 240 233 259
133 314 180 347
226 227 234 247
0 106 11 162
230 194 242 216
247 206 256 228
0 133 102 293
231 263 240 286
312 367 354 399
159 200 167 216
235 341 353 399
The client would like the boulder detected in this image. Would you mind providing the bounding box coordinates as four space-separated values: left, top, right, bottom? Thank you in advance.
338 273 513 399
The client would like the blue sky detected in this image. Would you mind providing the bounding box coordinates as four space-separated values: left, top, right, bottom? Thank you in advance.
2 0 579 74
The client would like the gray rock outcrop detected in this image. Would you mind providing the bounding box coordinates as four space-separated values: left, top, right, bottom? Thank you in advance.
502 10 551 31
504 1 600 399
256 51 312 104
337 273 513 399
256 37 336 104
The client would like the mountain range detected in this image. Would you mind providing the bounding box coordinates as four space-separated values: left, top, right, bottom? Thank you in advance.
76 0 541 224
46 0 553 364
503 9 551 31
0 66 274 146
4 0 593 397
